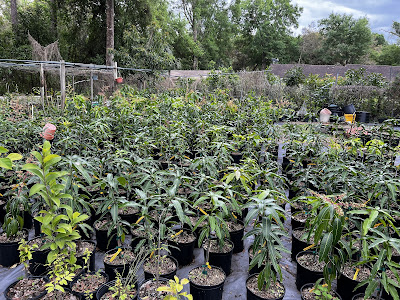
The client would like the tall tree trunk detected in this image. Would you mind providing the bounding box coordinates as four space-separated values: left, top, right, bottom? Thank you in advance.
49 0 58 39
10 0 18 34
192 19 198 70
106 0 114 66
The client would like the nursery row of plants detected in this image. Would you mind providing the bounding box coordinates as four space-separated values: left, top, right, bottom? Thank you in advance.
1 88 400 300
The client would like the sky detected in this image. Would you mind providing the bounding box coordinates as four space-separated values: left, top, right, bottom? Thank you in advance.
291 0 400 43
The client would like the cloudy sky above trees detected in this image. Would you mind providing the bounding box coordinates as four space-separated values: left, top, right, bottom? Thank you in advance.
292 0 400 42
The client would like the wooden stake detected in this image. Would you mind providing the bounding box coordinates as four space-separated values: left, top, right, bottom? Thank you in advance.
60 60 66 110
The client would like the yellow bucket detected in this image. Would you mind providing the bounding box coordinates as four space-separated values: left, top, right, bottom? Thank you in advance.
344 114 356 123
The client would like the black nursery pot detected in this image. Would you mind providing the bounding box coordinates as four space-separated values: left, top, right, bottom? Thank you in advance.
33 217 41 237
0 229 28 267
204 239 234 276
143 255 178 280
291 227 312 261
228 221 245 254
96 280 138 300
291 215 307 234
76 240 96 272
189 266 226 300
104 248 133 281
231 152 243 164
336 269 367 300
28 238 50 276
169 230 196 266
295 251 324 290
351 293 384 300
343 104 356 114
301 283 342 300
355 111 370 123
95 223 117 252
4 276 49 300
246 274 285 300
70 271 109 300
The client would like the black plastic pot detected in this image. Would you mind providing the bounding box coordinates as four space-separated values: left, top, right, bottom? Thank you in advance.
0 229 28 267
33 217 41 237
70 271 109 300
231 152 243 164
169 229 196 266
355 111 370 123
76 240 96 272
28 238 50 276
336 269 367 300
4 276 48 300
295 251 324 290
138 278 169 300
95 222 117 252
189 266 226 300
351 293 384 300
291 227 312 261
291 214 307 231
0 200 6 226
104 248 133 281
204 239 234 276
120 211 139 225
228 221 244 254
343 104 356 114
246 274 285 300
300 283 342 300
96 279 137 300
143 255 178 280
23 210 33 229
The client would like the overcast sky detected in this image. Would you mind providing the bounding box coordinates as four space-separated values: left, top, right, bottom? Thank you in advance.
291 0 400 42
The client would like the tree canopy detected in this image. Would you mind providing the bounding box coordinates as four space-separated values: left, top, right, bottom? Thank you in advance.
0 0 399 69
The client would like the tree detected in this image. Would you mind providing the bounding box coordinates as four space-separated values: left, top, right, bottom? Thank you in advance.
106 0 114 66
390 21 400 38
318 13 372 65
234 0 302 69
373 44 400 66
10 0 18 34
299 23 324 64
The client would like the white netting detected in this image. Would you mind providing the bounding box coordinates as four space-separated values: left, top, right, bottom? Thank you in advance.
28 33 62 62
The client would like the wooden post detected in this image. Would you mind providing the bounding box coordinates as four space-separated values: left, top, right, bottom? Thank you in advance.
40 63 45 110
60 60 66 110
113 62 118 79
90 65 94 101
72 75 75 95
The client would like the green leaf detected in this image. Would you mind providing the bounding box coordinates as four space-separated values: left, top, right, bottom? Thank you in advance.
319 232 333 261
0 146 8 154
7 153 22 161
331 218 343 246
29 183 45 197
0 158 12 169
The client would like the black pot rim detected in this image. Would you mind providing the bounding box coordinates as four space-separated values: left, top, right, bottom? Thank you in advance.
227 220 245 234
69 270 109 293
296 251 324 274
202 238 234 254
103 247 134 266
143 255 178 277
4 276 49 300
245 273 286 300
76 239 96 258
188 265 226 289
0 228 29 245
168 228 197 245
